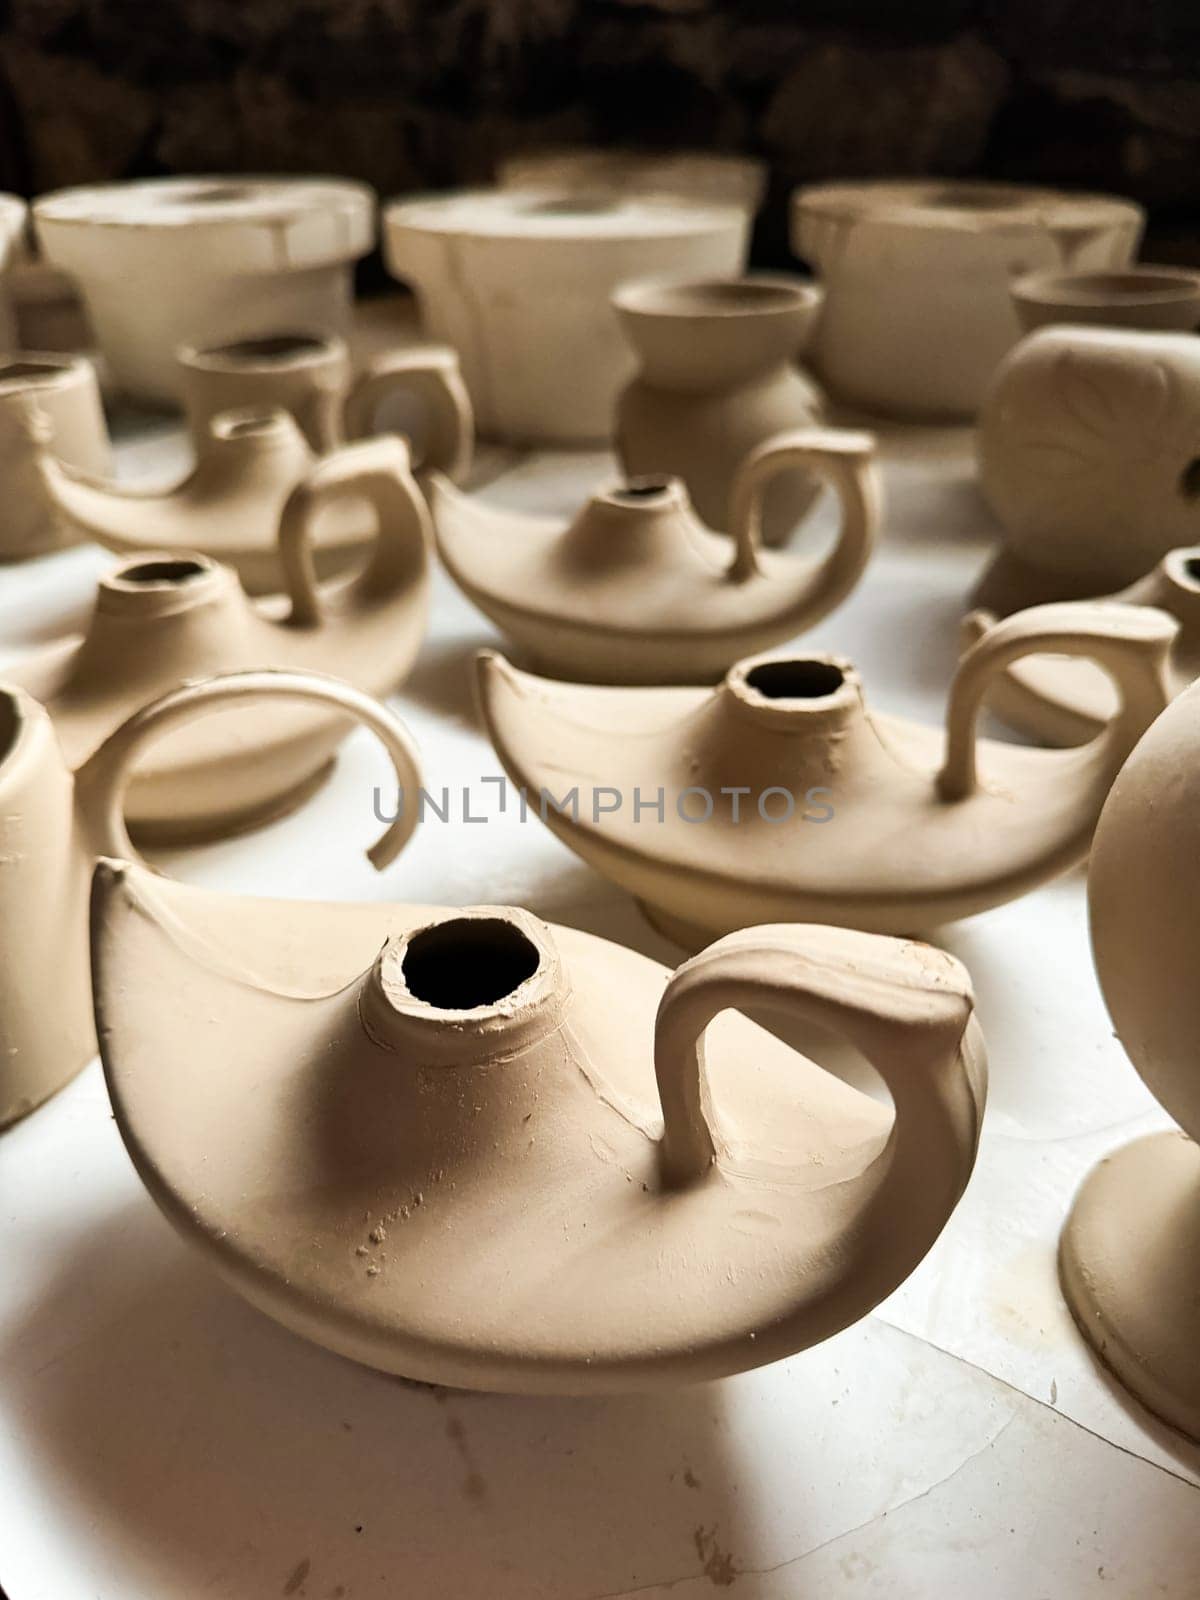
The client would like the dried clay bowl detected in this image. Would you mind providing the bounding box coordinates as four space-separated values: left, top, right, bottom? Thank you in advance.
0 672 419 1130
477 604 1175 946
382 187 748 444
791 180 1143 418
93 863 986 1393
613 273 826 547
1061 679 1200 1442
1011 265 1200 335
431 426 878 683
34 176 375 402
976 327 1200 615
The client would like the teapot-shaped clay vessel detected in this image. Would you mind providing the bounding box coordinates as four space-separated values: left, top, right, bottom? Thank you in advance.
962 548 1200 745
0 669 419 1129
431 428 878 684
177 332 474 469
92 862 986 1392
39 393 457 596
613 275 826 547
1060 680 1200 1441
477 604 1175 946
976 327 1200 615
8 439 430 842
0 352 111 562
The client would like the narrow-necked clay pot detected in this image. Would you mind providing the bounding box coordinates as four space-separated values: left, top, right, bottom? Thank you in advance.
432 428 878 684
33 176 375 402
477 604 1174 945
791 181 1144 418
613 274 826 546
177 332 473 472
962 550 1200 745
92 860 986 1392
0 353 111 562
40 409 428 597
1011 266 1200 335
976 327 1200 614
382 188 748 444
1060 680 1200 1441
0 671 419 1130
9 444 429 841
498 148 767 213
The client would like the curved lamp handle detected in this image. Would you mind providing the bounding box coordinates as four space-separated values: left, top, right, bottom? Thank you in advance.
725 428 879 605
343 347 474 480
654 924 984 1205
73 668 422 871
276 434 433 628
938 601 1177 801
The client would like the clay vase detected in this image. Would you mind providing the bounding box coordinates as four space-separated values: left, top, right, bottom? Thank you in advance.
497 148 767 214
177 332 473 473
962 549 1200 745
92 861 986 1392
0 670 419 1130
8 442 430 842
382 188 748 444
1011 266 1200 335
33 176 375 402
39 409 434 597
976 327 1200 615
476 603 1175 946
432 427 879 683
1060 680 1200 1441
613 275 826 547
0 353 111 561
791 181 1144 418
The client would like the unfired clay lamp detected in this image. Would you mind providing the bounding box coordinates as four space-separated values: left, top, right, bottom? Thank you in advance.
92 862 986 1391
177 332 473 471
432 428 878 684
791 181 1143 418
0 353 110 561
1060 680 1200 1440
613 275 826 547
40 409 434 598
962 550 1200 745
497 148 767 213
0 670 419 1130
477 605 1175 946
382 188 748 443
9 443 429 842
34 176 374 402
976 327 1200 614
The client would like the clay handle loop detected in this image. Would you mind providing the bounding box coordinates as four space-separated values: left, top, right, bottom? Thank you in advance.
653 924 983 1194
73 668 422 871
725 427 879 590
937 602 1178 801
342 347 474 479
277 435 433 628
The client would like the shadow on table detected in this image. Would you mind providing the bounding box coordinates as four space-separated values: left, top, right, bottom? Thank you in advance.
5 1204 774 1600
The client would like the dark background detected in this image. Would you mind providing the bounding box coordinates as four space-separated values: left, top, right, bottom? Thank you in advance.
1 0 1198 265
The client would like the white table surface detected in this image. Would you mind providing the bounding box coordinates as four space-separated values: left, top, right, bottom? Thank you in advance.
2 322 1198 1599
